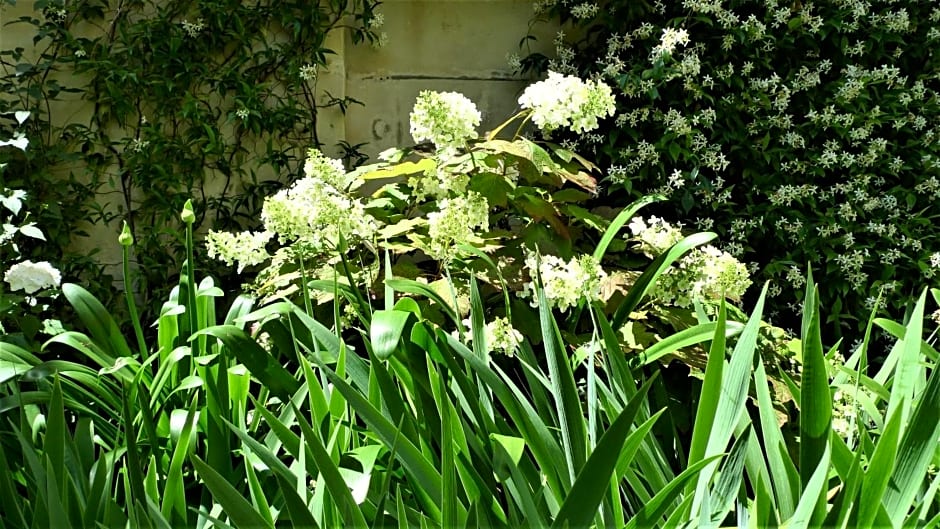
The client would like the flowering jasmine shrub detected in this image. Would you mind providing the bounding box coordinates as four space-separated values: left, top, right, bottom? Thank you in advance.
208 74 760 366
523 0 940 335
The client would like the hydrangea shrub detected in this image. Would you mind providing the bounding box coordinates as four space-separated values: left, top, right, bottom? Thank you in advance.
208 73 759 365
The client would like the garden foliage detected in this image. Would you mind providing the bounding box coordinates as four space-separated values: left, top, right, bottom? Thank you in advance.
1 33 939 528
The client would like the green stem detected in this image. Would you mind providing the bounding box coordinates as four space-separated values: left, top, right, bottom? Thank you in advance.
443 264 463 337
122 243 148 358
298 252 314 317
511 112 534 141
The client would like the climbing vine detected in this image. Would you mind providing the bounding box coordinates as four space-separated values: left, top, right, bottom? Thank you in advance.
0 0 382 321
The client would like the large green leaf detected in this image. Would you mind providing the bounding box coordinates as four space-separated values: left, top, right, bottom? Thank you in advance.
191 455 273 529
798 274 830 527
636 320 744 366
194 325 300 402
61 283 133 359
551 376 658 529
370 310 412 360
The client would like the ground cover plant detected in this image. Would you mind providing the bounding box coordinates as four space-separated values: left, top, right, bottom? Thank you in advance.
519 0 940 341
1 71 939 528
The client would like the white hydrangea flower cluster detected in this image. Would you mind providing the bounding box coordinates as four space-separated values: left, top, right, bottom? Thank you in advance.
628 216 684 257
261 176 377 251
206 230 273 273
4 260 61 294
484 316 524 356
463 316 524 356
209 150 377 272
831 384 875 441
409 91 481 156
408 163 470 201
518 71 616 134
426 191 489 260
522 253 608 311
690 246 752 302
303 148 353 190
629 216 751 307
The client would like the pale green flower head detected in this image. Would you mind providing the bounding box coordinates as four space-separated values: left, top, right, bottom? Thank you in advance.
303 149 355 191
206 230 273 273
485 316 524 356
408 163 470 201
628 216 684 257
410 91 481 155
688 245 751 302
523 252 607 311
462 315 523 356
426 191 489 260
261 177 377 253
518 71 616 134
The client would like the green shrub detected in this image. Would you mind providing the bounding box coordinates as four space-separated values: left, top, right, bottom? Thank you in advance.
521 0 940 338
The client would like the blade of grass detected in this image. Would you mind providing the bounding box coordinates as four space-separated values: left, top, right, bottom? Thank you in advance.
753 356 799 518
798 272 830 528
691 284 768 517
316 363 444 521
61 283 133 359
687 301 727 477
624 455 724 529
883 293 940 524
160 398 198 524
195 325 300 402
191 455 273 529
637 320 744 367
857 406 903 528
535 260 586 483
708 426 751 527
786 443 831 529
293 407 370 529
551 375 659 529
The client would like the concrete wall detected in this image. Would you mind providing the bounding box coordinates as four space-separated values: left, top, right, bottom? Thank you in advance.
338 0 554 159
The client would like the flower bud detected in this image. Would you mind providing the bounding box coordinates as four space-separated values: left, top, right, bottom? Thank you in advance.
181 199 196 224
118 221 133 246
